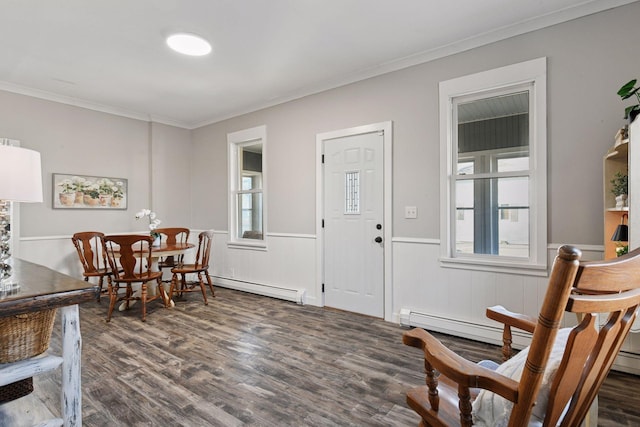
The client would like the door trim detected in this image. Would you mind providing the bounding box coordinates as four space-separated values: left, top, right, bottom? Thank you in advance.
315 121 393 321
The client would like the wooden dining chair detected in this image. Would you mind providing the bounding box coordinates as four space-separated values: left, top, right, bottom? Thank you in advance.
403 244 640 427
71 231 112 301
103 234 167 322
169 230 215 305
155 227 190 274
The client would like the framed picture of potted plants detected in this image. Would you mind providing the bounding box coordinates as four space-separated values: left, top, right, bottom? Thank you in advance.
52 173 127 209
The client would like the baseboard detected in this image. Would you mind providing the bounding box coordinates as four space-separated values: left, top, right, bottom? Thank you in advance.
214 277 306 305
611 350 640 376
398 308 532 348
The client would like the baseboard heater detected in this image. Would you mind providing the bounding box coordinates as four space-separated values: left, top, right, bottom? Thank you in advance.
214 276 306 305
399 308 532 349
400 308 640 375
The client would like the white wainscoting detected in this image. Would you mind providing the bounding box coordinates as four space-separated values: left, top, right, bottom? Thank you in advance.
20 234 84 277
19 231 318 306
19 232 640 373
391 237 640 374
392 237 549 347
211 231 317 306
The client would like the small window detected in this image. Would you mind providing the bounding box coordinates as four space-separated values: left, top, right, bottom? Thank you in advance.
440 58 547 275
228 126 266 248
344 171 360 214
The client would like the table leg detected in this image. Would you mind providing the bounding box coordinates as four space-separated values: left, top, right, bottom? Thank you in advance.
61 305 82 427
118 256 174 311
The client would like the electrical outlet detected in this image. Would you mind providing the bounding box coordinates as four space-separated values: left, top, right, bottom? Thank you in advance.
405 206 417 219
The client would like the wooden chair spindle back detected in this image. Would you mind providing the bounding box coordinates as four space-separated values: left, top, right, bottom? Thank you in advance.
72 231 108 274
104 234 153 281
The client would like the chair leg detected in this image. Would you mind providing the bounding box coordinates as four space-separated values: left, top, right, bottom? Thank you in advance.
157 277 168 308
181 273 187 296
125 285 132 310
204 270 215 297
97 276 103 302
197 271 208 305
169 273 177 302
140 282 147 322
106 279 117 322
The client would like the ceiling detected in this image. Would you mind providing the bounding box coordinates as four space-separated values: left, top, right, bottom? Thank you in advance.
0 0 635 129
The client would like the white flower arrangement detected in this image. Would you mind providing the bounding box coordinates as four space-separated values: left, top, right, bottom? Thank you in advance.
135 209 162 239
58 178 75 194
112 181 125 199
71 176 88 192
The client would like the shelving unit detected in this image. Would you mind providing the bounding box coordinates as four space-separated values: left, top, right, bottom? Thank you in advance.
603 138 629 259
0 259 96 426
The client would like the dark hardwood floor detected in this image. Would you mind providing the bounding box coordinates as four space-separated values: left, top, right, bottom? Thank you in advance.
28 287 640 426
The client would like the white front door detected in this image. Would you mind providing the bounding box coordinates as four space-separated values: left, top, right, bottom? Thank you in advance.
323 131 384 317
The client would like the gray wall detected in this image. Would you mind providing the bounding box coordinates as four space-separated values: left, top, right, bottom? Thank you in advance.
192 2 640 245
0 2 638 246
0 92 191 237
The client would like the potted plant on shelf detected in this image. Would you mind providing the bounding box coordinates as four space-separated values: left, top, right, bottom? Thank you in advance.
611 171 629 208
617 79 640 123
616 244 629 257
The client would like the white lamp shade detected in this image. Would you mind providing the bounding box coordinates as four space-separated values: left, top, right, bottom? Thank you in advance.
0 145 43 202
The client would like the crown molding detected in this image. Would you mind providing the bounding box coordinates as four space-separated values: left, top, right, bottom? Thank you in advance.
2 0 637 130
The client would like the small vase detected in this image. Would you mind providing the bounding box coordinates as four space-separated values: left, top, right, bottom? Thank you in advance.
616 194 628 209
84 195 99 206
74 191 84 204
59 192 75 206
111 197 122 208
98 194 112 207
152 236 161 247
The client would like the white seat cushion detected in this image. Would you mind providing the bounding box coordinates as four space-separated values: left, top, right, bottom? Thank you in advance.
472 328 570 427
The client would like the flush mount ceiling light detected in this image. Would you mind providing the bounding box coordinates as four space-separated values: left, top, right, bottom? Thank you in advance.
166 33 212 56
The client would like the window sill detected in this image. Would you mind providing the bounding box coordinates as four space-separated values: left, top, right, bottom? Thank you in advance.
227 240 267 251
439 256 548 277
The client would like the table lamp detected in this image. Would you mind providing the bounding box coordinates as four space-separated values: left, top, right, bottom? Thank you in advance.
0 144 43 291
611 213 629 242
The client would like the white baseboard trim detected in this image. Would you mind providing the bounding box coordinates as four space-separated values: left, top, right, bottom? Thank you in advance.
398 308 532 349
613 351 640 376
214 277 306 305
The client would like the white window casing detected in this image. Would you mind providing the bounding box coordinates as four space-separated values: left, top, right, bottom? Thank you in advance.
439 58 547 275
227 125 267 250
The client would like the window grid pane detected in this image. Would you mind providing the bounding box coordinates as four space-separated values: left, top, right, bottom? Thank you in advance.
237 192 263 239
455 176 529 258
345 171 360 214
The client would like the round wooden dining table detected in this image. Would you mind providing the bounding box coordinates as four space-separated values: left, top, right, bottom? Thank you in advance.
118 241 195 310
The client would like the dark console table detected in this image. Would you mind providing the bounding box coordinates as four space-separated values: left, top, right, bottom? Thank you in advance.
0 259 97 426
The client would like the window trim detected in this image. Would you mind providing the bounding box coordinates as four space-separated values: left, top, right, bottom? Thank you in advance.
439 58 547 275
227 125 267 250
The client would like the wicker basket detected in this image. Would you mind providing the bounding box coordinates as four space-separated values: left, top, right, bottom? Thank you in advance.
0 308 57 363
0 309 56 403
0 377 33 403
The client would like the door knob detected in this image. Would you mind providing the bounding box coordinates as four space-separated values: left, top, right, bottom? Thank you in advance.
374 236 383 243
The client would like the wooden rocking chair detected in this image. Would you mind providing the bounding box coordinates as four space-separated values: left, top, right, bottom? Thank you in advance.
403 245 640 426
